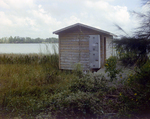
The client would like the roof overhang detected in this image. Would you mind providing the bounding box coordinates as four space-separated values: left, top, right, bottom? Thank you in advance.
53 23 117 37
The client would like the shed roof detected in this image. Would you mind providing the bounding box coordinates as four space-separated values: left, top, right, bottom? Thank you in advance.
53 23 117 36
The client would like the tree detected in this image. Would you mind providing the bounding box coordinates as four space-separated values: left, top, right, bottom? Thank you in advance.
114 0 150 67
45 37 58 43
25 37 32 43
8 36 14 43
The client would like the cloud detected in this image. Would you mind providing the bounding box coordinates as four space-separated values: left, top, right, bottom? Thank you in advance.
0 0 10 9
0 11 13 26
0 0 141 38
3 0 35 9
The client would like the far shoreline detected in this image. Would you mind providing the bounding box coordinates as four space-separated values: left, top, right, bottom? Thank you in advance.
0 42 58 44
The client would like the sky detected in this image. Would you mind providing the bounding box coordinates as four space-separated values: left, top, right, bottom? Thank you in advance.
0 0 146 38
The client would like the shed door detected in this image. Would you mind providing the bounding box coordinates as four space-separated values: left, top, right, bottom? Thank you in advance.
89 35 101 68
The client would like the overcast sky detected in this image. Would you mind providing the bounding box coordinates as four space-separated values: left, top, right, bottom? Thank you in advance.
0 0 146 38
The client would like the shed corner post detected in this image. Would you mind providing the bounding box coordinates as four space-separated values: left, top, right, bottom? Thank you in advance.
112 36 114 56
58 35 61 69
100 35 105 68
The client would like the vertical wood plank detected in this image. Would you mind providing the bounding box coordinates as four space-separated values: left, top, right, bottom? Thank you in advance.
104 37 106 63
59 35 61 69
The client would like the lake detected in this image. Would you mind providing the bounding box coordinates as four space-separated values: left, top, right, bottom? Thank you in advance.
0 43 58 54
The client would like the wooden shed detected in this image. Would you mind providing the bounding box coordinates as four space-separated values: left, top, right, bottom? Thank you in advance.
53 23 116 70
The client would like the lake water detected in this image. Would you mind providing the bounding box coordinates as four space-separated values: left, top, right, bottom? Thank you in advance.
0 43 58 54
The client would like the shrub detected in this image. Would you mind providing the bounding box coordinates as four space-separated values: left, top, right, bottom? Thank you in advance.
114 37 149 67
117 51 139 66
48 90 104 117
132 60 150 86
69 73 107 93
42 73 108 117
116 60 150 117
105 56 122 81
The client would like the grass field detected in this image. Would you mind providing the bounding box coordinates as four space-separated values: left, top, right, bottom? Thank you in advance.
0 53 75 118
0 54 150 119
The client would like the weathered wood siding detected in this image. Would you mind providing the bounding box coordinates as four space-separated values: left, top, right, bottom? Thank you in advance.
59 31 90 70
59 28 113 70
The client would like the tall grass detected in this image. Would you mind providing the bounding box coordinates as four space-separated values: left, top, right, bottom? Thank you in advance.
0 53 76 118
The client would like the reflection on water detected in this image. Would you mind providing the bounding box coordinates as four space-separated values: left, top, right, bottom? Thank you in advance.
0 43 58 54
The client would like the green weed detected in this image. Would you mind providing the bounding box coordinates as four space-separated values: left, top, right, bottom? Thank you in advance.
105 56 122 81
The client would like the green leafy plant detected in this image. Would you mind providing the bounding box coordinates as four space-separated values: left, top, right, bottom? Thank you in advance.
49 90 104 117
115 60 150 117
69 73 107 93
116 48 140 67
105 56 122 81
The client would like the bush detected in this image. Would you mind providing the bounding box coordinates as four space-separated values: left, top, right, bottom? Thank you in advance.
116 60 150 117
114 37 149 67
69 73 107 93
105 56 122 81
41 73 109 117
132 60 150 86
117 51 139 66
48 90 104 117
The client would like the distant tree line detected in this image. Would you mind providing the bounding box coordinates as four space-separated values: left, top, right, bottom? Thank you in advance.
0 36 58 43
